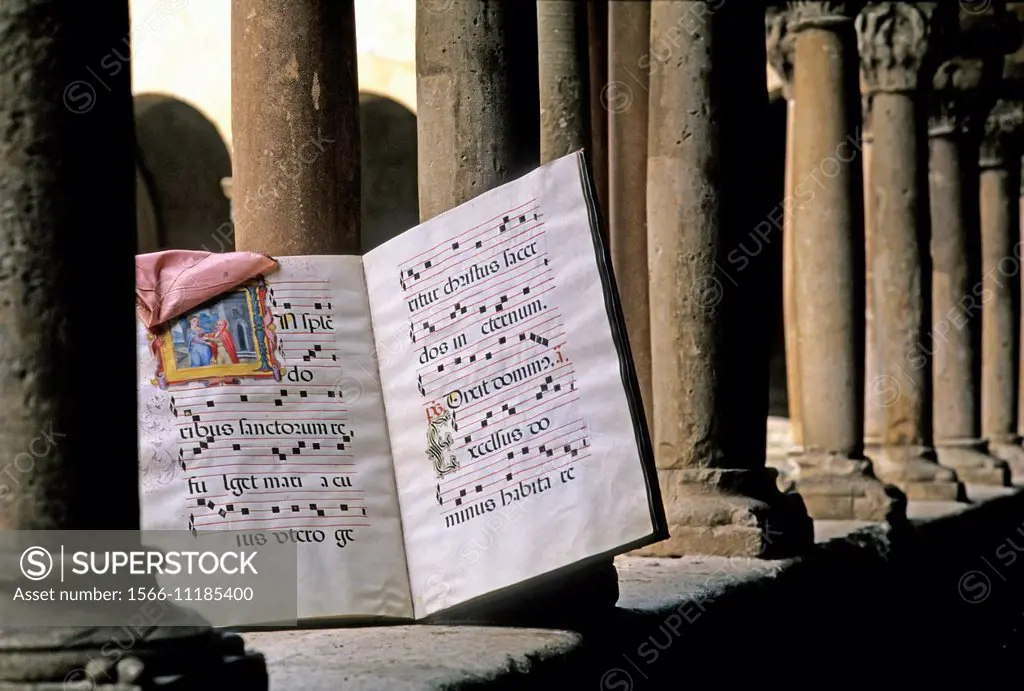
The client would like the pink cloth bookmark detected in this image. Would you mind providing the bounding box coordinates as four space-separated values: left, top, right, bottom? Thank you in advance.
136 250 278 329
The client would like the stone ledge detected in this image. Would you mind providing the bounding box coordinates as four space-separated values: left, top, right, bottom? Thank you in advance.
244 484 1024 688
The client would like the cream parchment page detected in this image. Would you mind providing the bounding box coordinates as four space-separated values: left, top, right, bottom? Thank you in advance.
137 256 413 619
363 153 655 618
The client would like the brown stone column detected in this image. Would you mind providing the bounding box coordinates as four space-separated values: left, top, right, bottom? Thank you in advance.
231 0 360 255
981 98 1024 475
0 1 265 686
856 2 963 501
766 7 804 453
862 99 884 449
641 1 811 557
417 0 539 223
608 0 652 429
588 0 610 236
417 0 615 612
538 0 591 163
785 1 906 520
929 35 1013 485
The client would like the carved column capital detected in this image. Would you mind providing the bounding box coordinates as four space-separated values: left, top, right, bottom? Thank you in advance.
979 97 1024 168
928 56 992 137
856 2 951 94
788 1 866 31
766 7 795 101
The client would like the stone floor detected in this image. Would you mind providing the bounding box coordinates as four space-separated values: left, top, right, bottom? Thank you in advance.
243 418 1024 688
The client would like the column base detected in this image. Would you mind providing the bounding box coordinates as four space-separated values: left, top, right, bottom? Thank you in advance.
986 438 1024 481
634 468 813 558
790 452 907 522
0 627 267 690
935 438 1011 486
870 445 966 502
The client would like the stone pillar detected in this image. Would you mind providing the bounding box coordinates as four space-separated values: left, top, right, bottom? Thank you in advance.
0 1 265 686
784 1 906 520
641 1 812 557
231 0 360 255
417 0 539 223
588 0 610 236
766 7 804 452
862 97 884 449
929 19 1016 485
980 98 1024 474
538 0 591 163
856 2 964 500
608 0 652 429
417 0 616 612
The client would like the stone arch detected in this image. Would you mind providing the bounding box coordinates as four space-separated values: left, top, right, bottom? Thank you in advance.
134 93 232 251
360 92 419 252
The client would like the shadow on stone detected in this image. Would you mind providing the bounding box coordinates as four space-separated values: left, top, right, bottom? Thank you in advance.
134 93 232 251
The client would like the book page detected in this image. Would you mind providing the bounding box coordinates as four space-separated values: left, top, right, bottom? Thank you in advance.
363 152 659 618
137 256 413 620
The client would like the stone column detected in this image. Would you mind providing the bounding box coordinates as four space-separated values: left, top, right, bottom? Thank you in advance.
608 0 652 429
231 0 359 255
856 2 964 500
588 0 611 236
417 0 616 612
784 1 906 520
641 1 812 557
538 0 591 163
766 7 804 452
417 0 539 222
929 22 1015 485
0 1 265 686
862 96 884 449
980 98 1024 475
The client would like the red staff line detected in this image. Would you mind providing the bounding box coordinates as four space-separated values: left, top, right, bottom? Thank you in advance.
176 416 349 425
196 489 364 500
413 244 550 327
442 450 591 515
185 498 365 505
410 227 549 324
415 312 562 378
407 223 547 307
443 414 585 494
400 199 538 266
421 323 565 392
413 281 558 349
454 361 574 422
186 463 355 470
422 336 566 395
194 521 372 529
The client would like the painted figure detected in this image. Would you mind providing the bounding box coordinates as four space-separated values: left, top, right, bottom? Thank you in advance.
211 319 239 364
187 315 213 367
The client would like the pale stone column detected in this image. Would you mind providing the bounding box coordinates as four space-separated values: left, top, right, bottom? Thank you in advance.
641 1 812 557
862 96 883 449
929 35 1014 485
784 1 906 520
608 0 652 429
416 0 616 608
538 0 591 163
588 0 611 235
981 98 1024 475
856 2 964 501
416 0 539 222
231 0 360 255
766 7 804 452
0 1 266 686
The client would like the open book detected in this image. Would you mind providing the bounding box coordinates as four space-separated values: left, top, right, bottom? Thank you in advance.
137 152 666 620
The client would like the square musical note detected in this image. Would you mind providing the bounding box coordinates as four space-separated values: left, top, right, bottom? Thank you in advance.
271 506 280 514
206 401 215 408
523 286 530 295
475 240 482 248
241 507 251 515
455 497 463 506
281 389 288 396
298 441 306 448
275 399 283 406
507 452 513 460
464 435 471 443
291 505 300 512
425 260 432 269
454 357 462 365
283 302 291 309
240 395 248 402
506 473 513 481
499 337 506 345
299 390 308 398
315 303 322 309
313 443 321 450
475 484 483 492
